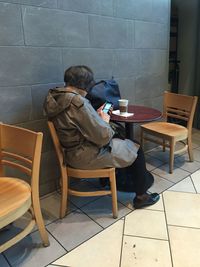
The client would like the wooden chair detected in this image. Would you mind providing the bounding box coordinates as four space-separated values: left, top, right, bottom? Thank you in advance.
140 91 198 173
47 121 118 219
0 123 49 253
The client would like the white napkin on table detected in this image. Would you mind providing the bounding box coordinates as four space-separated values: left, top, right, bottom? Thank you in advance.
112 110 134 117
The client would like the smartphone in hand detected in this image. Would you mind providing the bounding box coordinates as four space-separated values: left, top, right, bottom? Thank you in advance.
102 101 113 114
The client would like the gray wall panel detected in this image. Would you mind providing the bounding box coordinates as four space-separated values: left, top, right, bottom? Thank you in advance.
0 0 57 8
22 7 90 47
139 49 167 76
113 50 140 77
0 3 23 45
0 86 31 124
116 77 136 104
0 47 63 86
57 0 113 16
135 21 168 49
62 48 114 79
89 16 133 48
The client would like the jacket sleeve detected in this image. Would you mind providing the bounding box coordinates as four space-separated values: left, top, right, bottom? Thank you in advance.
69 96 115 147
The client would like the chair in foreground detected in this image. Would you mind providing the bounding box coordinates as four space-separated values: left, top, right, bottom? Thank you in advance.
140 91 198 173
47 121 118 219
0 123 49 253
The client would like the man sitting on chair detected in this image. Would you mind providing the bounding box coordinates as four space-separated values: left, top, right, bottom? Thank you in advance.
43 65 160 209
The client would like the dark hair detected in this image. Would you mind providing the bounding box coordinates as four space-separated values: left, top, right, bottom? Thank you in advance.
64 65 95 92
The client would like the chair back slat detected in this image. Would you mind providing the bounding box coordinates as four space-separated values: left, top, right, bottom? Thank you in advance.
163 91 198 130
0 123 42 181
166 112 189 122
1 160 31 176
1 124 37 159
2 151 32 165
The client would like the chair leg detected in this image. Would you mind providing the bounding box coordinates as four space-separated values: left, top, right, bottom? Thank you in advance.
109 171 118 219
188 136 194 162
169 139 175 174
60 174 68 219
163 139 166 152
32 199 50 247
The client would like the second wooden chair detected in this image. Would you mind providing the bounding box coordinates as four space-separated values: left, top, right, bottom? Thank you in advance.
47 121 118 219
141 91 198 173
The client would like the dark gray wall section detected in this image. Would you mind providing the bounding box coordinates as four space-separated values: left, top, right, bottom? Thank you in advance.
57 0 113 16
22 7 90 47
89 16 133 48
0 3 23 45
135 21 168 49
0 47 63 86
0 0 170 195
0 0 57 8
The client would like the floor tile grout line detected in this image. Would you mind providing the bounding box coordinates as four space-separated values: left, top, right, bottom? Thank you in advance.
79 203 133 230
47 219 125 267
190 174 198 193
162 192 174 267
146 160 167 172
167 223 200 231
177 163 200 173
74 207 105 229
68 194 103 210
151 169 190 185
123 233 169 242
143 208 164 212
150 170 176 184
46 229 68 252
166 175 197 193
145 143 200 166
167 189 199 196
2 252 12 267
45 263 69 267
80 178 139 212
119 217 126 267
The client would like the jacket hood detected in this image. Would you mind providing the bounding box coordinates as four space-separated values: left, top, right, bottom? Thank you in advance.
43 87 76 118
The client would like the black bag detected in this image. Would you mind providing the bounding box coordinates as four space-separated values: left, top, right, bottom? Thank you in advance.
86 79 121 110
110 121 126 140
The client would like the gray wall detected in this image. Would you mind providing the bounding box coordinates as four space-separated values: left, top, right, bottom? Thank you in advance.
0 0 170 195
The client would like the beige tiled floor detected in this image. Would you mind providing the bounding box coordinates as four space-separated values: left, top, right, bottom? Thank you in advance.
0 130 200 267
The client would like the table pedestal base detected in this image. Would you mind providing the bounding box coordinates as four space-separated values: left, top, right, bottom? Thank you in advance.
125 123 134 140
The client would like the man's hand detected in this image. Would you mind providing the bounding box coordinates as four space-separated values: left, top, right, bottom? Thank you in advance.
96 105 109 123
97 104 105 115
99 110 110 123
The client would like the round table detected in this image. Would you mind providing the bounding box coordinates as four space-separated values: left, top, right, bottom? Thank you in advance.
111 105 162 140
111 105 162 192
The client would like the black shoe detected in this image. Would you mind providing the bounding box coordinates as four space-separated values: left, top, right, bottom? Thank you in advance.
133 193 160 209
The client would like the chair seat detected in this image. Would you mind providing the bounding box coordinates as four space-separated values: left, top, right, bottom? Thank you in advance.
0 178 31 226
141 122 188 139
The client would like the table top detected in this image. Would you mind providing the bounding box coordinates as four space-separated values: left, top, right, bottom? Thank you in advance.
111 105 162 123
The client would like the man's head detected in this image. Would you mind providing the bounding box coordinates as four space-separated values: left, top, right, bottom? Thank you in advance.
64 65 95 92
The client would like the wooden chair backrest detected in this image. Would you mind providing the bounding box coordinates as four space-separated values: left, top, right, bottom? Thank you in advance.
0 123 43 191
163 91 198 130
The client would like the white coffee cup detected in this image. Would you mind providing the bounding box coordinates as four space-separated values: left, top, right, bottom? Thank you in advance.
118 99 129 114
